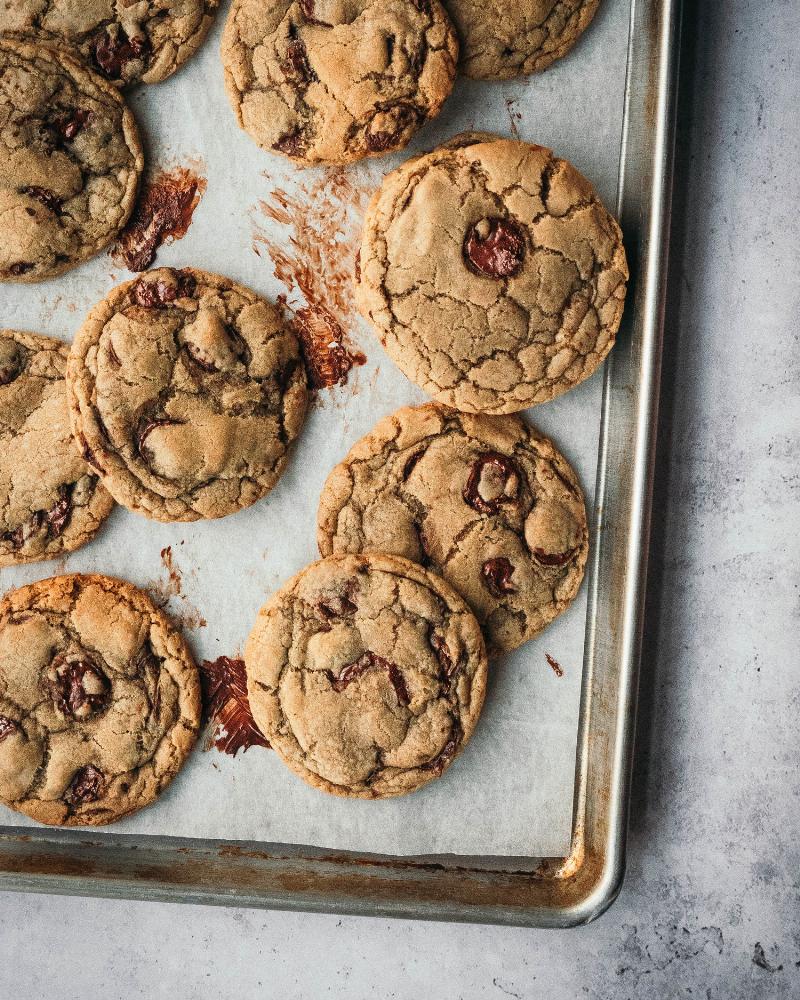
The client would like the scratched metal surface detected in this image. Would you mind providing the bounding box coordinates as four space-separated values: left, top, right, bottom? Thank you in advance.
0 0 637 862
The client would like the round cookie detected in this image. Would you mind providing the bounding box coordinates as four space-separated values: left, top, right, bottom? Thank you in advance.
0 573 201 827
0 37 143 283
0 330 114 566
318 404 588 654
443 0 600 80
220 0 459 166
1 1 219 87
67 268 308 522
245 553 487 798
356 135 629 414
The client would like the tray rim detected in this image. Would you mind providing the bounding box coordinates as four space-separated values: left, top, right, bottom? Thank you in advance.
0 0 681 928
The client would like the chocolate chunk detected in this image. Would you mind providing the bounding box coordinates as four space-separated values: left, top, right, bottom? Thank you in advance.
317 593 358 619
430 632 460 683
285 38 315 82
136 417 183 460
131 272 196 308
532 545 579 567
421 720 462 774
21 186 62 214
48 655 111 720
365 104 420 153
1 511 42 551
463 452 521 514
44 486 73 539
78 434 105 474
6 262 33 277
273 129 306 157
54 108 91 141
0 716 19 742
481 557 516 597
93 26 149 79
402 447 426 481
327 652 411 707
464 218 526 278
298 0 334 26
65 764 106 805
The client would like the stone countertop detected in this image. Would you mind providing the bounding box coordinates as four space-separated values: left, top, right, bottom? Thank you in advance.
1 1 798 996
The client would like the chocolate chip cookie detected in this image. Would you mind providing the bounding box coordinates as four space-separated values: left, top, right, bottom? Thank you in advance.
318 403 588 654
0 37 143 283
1 1 219 86
443 0 600 79
220 0 459 166
0 573 201 826
0 330 114 566
356 135 628 413
66 268 308 522
245 553 487 798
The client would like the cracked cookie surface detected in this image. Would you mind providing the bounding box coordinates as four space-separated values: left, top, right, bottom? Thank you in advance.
0 329 114 566
0 573 201 826
0 37 143 283
356 135 628 413
245 553 487 798
442 0 600 79
66 267 308 522
318 403 588 654
220 0 458 166
1 1 219 86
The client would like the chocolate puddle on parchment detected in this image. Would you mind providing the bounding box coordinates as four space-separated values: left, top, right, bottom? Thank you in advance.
199 656 270 757
251 169 367 390
113 166 207 272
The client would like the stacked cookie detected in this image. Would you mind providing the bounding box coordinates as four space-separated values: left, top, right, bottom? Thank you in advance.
0 2 628 822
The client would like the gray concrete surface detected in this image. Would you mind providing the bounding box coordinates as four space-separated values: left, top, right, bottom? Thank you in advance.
1 1 798 996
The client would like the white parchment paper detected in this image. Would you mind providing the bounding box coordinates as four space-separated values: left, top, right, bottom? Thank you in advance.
0 0 631 857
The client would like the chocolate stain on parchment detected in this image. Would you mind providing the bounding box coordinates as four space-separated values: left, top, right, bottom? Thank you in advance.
112 166 207 271
199 656 270 757
545 653 564 678
251 169 367 391
505 98 522 140
147 544 207 631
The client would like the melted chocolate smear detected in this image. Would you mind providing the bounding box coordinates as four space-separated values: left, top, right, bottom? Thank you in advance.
285 38 316 82
253 171 368 395
199 657 270 757
0 716 19 742
327 652 411 707
113 168 207 272
6 263 33 277
430 632 461 687
294 305 366 389
65 764 105 805
93 26 149 79
545 653 564 678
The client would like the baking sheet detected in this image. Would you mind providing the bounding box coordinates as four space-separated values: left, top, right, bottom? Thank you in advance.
0 0 632 857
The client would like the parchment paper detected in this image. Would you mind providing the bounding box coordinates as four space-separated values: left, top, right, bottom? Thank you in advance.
0 0 632 857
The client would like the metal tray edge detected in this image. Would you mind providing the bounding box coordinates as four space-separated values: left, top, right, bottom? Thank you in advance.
0 0 682 927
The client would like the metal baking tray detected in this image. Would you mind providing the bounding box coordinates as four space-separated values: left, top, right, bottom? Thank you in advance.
0 0 680 926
